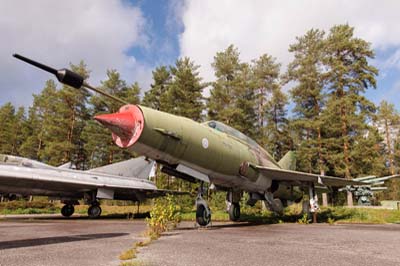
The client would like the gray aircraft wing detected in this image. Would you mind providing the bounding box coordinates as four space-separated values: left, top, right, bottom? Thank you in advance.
252 165 366 187
0 155 184 202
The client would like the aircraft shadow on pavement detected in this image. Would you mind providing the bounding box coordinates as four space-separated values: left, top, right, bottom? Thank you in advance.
3 212 150 221
0 233 128 250
176 221 265 231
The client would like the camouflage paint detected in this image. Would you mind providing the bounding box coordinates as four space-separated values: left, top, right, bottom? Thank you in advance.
96 104 299 196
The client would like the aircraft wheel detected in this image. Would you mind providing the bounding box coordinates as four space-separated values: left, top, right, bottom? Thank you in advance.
196 203 211 226
61 204 74 217
88 205 102 218
228 203 240 221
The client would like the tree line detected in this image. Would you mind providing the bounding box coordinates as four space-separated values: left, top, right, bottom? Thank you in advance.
1 24 399 200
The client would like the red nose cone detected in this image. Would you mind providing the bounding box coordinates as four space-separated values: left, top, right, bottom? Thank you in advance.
94 104 144 148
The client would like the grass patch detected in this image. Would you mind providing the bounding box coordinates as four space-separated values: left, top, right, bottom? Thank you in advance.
120 260 147 266
119 248 137 260
0 200 60 215
0 200 153 217
135 239 151 248
180 204 400 225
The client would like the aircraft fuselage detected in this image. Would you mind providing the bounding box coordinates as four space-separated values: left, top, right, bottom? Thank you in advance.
96 104 302 202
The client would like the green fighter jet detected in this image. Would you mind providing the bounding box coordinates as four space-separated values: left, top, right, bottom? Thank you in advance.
14 54 366 226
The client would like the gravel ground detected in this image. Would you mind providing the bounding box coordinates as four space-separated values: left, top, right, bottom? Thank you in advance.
136 221 400 266
0 215 147 266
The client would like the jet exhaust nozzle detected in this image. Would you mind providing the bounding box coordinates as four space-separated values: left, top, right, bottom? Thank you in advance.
94 104 144 148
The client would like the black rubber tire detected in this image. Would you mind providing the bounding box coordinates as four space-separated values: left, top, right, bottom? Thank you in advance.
61 204 74 217
228 203 240 221
88 205 102 218
196 204 211 226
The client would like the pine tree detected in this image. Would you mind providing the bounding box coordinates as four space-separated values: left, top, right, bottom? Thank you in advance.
208 45 243 125
322 24 379 205
164 57 206 121
81 69 140 167
263 88 291 159
208 45 257 137
285 29 326 174
39 61 90 166
252 54 290 157
19 80 58 161
377 100 399 175
142 66 171 111
0 103 25 155
252 54 281 142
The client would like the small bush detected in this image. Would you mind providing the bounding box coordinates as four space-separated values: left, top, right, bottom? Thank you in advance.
297 213 310 224
146 194 181 239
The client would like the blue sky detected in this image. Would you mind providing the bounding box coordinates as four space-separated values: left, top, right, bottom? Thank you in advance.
127 0 181 66
1 0 400 112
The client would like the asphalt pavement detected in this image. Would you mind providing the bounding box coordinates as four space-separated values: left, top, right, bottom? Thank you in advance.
2 215 400 266
0 215 146 266
137 221 400 266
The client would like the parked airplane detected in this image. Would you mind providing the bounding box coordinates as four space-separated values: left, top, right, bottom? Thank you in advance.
340 175 400 205
14 54 371 226
0 154 179 218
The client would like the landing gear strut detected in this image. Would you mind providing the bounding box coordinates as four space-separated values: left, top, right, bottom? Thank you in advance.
196 182 211 226
308 183 319 223
88 201 102 218
61 204 74 217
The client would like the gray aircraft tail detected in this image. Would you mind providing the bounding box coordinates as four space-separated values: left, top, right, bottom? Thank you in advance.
88 156 156 179
278 151 296 171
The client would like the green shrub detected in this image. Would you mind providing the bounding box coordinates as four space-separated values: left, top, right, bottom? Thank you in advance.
146 195 181 239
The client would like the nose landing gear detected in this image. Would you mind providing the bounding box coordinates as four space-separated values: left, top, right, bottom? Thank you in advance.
195 182 211 226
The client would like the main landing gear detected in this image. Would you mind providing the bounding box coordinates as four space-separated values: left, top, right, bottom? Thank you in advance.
88 201 102 218
61 204 75 217
226 190 242 222
196 182 211 226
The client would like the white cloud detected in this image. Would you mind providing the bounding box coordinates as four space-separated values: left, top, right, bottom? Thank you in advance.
0 0 150 107
382 49 400 71
179 0 400 82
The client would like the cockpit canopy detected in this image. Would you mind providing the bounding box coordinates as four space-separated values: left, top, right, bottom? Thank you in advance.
204 120 258 147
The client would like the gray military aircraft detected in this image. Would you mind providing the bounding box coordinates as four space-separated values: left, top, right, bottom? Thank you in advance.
0 154 178 218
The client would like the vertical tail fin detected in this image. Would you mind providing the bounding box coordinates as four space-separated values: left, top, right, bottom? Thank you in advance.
278 151 296 170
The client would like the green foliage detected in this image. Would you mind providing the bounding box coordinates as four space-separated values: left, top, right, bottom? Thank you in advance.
142 66 171 111
297 213 310 224
208 45 258 138
2 23 400 208
0 199 59 214
285 28 326 174
0 103 26 155
146 195 181 240
81 69 140 167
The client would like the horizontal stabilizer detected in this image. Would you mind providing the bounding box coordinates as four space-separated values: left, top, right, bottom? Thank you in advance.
58 162 72 169
88 156 155 179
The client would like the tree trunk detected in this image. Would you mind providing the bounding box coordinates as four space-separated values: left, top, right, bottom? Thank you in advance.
385 118 394 175
339 91 353 206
